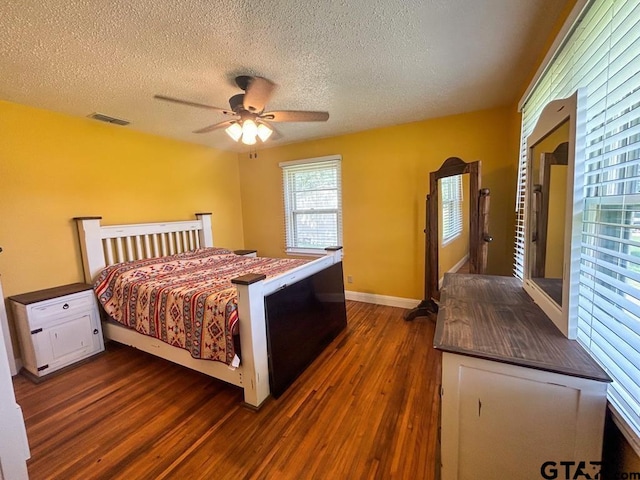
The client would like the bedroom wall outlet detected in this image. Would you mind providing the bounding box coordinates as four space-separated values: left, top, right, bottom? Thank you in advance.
347 275 353 283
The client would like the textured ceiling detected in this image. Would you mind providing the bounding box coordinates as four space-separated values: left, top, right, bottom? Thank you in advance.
0 0 568 152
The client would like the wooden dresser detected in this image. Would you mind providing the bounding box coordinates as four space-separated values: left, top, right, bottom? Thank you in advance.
434 274 611 480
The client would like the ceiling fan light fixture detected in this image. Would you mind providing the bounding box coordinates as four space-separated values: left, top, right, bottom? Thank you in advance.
242 134 257 145
241 119 258 145
225 122 243 141
155 75 328 144
257 123 273 142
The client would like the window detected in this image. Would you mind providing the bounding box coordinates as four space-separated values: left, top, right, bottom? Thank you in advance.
441 175 463 244
280 155 342 255
514 0 640 450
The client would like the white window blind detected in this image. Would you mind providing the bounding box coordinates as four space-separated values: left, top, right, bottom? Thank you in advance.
515 0 640 448
280 156 342 254
441 175 463 244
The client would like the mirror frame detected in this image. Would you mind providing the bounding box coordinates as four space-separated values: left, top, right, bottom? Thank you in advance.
426 157 484 303
523 90 585 339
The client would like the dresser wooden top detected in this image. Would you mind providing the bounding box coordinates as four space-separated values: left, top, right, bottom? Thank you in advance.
433 274 610 383
9 283 93 305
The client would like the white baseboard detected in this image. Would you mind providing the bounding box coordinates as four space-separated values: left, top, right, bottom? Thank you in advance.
345 291 421 309
450 254 470 274
439 254 469 289
12 357 23 376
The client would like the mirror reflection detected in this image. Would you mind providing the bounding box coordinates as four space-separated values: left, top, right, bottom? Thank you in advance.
438 174 471 286
529 120 570 306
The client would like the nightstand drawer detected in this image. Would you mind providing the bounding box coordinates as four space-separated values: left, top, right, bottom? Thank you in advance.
28 291 94 324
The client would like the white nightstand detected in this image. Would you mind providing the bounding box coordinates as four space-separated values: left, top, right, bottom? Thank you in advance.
10 283 104 378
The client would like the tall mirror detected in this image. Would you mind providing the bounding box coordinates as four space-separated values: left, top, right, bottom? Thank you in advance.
405 157 491 320
524 91 584 338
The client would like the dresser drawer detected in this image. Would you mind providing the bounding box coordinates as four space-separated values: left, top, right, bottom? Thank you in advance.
28 291 95 325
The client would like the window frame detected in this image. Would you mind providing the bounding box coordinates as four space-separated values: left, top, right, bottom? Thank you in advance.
514 0 640 454
280 155 343 256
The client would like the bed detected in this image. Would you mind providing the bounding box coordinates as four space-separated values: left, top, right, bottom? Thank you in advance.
74 213 347 409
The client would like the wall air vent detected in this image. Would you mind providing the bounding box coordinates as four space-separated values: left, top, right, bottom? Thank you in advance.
87 113 130 126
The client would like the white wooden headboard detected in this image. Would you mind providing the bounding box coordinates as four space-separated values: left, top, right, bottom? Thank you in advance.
74 213 213 283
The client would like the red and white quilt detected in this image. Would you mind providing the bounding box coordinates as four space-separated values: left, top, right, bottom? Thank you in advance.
94 248 307 365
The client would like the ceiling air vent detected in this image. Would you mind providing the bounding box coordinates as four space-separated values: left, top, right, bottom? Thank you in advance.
88 113 130 126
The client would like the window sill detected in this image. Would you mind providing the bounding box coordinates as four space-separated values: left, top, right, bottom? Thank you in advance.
441 232 462 247
285 248 326 257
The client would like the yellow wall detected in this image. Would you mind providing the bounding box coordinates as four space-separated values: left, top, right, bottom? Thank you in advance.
239 106 518 300
0 100 244 301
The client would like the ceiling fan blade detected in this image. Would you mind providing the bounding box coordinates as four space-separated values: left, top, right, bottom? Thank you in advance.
269 128 283 141
261 110 329 122
154 95 234 115
243 77 276 113
193 119 236 134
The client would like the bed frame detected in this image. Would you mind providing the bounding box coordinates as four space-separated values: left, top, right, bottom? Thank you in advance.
74 213 345 409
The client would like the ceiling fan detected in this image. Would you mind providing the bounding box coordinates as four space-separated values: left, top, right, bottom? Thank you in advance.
154 75 329 145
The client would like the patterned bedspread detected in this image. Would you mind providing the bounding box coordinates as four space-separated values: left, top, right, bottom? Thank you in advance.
94 248 308 365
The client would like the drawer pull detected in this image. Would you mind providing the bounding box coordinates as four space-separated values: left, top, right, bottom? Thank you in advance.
93 329 99 335
30 328 43 335
62 303 70 310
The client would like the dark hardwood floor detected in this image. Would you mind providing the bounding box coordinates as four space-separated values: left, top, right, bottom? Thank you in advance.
13 301 441 480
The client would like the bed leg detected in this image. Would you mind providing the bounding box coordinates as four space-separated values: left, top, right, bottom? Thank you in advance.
232 273 270 409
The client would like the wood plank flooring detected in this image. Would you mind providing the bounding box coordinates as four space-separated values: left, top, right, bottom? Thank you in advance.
13 301 441 480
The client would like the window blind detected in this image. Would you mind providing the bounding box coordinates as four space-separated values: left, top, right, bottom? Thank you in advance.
280 157 342 254
515 0 640 448
441 175 463 244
